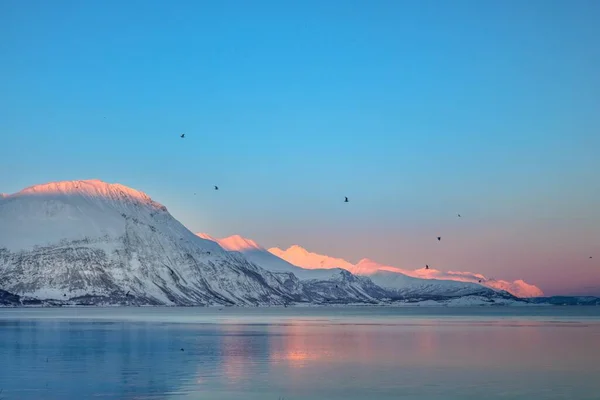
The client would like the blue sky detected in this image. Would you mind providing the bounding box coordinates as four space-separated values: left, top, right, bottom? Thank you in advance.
1 0 599 294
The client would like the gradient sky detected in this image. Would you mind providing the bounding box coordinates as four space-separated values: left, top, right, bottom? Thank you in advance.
1 0 599 295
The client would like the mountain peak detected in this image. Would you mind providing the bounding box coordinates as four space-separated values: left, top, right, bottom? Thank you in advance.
8 179 166 210
0 183 296 306
195 233 264 252
356 258 377 265
286 244 309 255
196 233 217 242
219 235 263 251
269 245 356 271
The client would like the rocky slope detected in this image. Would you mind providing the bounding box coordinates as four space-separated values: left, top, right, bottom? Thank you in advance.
0 180 299 306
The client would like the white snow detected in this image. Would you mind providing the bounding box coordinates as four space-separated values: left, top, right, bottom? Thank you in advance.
197 233 347 281
195 233 525 303
267 245 497 297
270 245 356 272
269 245 543 298
196 233 388 303
0 180 296 306
0 179 535 307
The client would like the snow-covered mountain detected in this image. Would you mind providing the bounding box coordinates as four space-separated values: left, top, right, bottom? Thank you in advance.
270 244 356 272
200 234 523 301
198 234 338 279
196 234 388 303
268 246 502 298
0 179 528 307
270 245 543 298
0 180 303 306
352 258 543 298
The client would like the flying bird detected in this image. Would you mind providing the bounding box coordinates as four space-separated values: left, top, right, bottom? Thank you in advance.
437 237 441 241
344 197 349 203
458 214 461 218
180 134 185 139
425 265 429 270
214 185 219 190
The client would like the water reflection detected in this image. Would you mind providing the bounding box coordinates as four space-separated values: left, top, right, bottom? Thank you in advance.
0 309 599 400
217 324 270 384
0 320 190 399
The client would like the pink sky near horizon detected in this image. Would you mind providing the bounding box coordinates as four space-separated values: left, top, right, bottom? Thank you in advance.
195 218 599 297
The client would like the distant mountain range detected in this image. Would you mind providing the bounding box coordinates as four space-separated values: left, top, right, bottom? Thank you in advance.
199 234 514 302
0 179 593 307
269 245 543 298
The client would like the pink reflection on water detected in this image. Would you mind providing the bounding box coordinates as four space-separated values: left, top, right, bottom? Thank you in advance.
262 318 600 397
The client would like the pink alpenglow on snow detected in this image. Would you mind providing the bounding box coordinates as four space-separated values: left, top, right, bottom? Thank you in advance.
211 235 263 252
10 179 166 210
196 233 217 242
268 245 544 298
201 233 543 297
269 245 356 272
0 179 174 252
198 233 265 252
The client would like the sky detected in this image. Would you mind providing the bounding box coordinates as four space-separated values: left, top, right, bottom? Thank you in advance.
1 0 599 296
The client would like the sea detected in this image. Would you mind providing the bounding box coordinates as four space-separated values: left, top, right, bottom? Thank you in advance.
1 306 599 400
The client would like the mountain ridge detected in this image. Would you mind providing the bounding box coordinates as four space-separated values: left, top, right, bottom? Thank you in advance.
197 233 520 301
0 179 531 306
0 180 300 306
196 233 389 304
269 245 543 298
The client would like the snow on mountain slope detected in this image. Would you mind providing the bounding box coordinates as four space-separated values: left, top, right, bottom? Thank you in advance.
480 279 543 298
0 179 534 306
198 234 335 278
270 245 542 298
367 271 501 299
213 234 263 252
268 245 498 297
353 259 543 298
196 234 387 303
199 234 520 301
0 180 300 306
270 245 355 272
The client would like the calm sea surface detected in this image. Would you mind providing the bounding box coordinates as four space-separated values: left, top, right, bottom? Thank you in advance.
1 306 599 400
